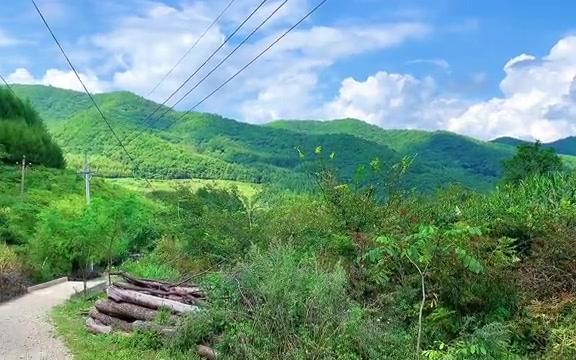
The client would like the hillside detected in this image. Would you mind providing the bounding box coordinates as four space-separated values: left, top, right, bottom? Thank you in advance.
10 85 524 191
269 119 516 191
491 136 530 147
492 135 576 156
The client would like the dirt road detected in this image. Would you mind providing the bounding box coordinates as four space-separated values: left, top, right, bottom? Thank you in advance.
0 280 104 360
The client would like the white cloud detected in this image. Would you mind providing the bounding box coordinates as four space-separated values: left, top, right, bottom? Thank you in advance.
7 67 108 93
322 71 466 129
237 22 431 122
6 68 36 84
407 58 450 70
448 36 576 141
4 0 434 129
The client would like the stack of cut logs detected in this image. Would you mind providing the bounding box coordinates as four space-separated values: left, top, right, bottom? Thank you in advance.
85 272 205 336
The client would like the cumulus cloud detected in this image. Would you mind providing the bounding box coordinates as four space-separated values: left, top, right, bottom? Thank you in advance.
323 35 576 141
323 71 466 129
238 22 431 122
4 0 432 125
448 36 576 141
7 67 108 93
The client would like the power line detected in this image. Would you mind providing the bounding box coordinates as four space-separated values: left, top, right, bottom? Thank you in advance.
31 0 152 187
146 0 238 97
171 0 329 127
130 0 269 140
154 0 289 125
135 0 290 138
0 73 17 97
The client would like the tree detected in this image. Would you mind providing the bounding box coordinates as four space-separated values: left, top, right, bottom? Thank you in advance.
368 224 484 357
502 141 562 184
91 196 150 285
0 87 64 168
30 197 105 293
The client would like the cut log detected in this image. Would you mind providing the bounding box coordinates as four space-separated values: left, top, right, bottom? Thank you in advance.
89 308 134 332
133 320 176 337
114 282 204 305
95 299 159 321
107 286 198 314
86 317 112 334
172 286 206 298
197 345 217 360
114 281 172 296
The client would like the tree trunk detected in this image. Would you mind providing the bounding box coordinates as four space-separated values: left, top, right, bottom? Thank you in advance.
86 317 112 334
407 256 426 359
89 308 134 332
132 320 176 336
82 262 87 297
95 299 162 321
107 286 197 314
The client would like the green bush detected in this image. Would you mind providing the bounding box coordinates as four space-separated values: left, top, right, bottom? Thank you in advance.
0 243 27 301
172 244 408 359
121 253 179 281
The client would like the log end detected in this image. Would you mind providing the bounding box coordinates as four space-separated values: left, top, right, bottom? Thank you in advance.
86 317 112 335
197 345 217 360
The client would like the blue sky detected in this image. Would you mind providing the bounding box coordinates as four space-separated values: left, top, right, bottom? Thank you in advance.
2 0 576 141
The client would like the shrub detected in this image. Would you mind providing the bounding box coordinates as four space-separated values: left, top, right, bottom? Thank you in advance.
172 243 405 359
121 253 180 281
0 243 27 301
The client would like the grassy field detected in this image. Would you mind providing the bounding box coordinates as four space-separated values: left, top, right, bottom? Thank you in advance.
107 178 261 198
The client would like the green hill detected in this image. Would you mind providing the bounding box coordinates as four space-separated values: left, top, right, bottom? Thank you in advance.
491 136 530 147
269 119 516 191
8 85 528 191
492 135 576 157
12 86 402 187
543 136 576 155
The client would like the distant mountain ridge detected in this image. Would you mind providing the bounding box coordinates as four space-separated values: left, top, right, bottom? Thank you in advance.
7 84 555 192
491 135 576 156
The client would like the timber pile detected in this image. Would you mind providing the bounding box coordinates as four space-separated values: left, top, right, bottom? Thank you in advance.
85 272 205 336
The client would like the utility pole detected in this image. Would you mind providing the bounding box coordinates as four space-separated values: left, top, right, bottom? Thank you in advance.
79 153 94 205
18 155 31 198
78 154 97 276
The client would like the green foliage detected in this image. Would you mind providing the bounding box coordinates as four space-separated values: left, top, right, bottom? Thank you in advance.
424 322 518 360
26 191 153 281
121 254 180 282
0 87 64 168
172 244 407 359
270 118 515 191
0 242 19 273
502 141 563 184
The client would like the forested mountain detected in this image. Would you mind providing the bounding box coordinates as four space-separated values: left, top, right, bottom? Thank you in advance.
491 136 530 147
269 119 517 191
7 84 534 191
492 135 576 157
0 87 64 168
